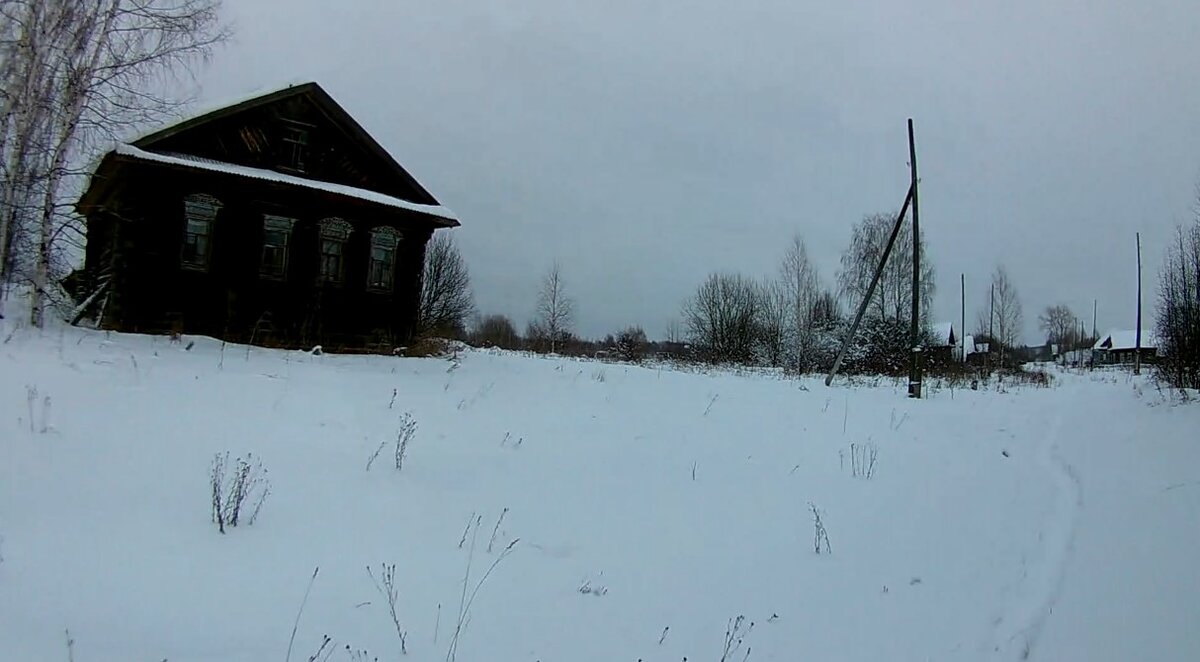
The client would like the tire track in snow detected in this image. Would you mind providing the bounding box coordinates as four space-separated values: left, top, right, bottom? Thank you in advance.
990 413 1082 660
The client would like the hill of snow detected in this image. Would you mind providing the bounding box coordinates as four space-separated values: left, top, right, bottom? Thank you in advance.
1 320 1198 661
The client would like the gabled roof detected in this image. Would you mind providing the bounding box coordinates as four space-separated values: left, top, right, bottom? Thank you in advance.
1093 329 1158 351
930 321 956 346
112 144 458 224
132 81 441 207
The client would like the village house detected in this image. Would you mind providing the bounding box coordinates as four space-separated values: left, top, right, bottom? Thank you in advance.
1092 329 1158 366
73 82 459 351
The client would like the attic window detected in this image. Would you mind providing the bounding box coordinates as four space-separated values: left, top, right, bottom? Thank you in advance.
318 217 353 283
181 193 221 270
280 123 309 172
367 226 401 292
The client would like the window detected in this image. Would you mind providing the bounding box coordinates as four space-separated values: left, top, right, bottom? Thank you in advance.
260 215 295 279
367 226 401 292
318 218 353 283
280 122 310 172
181 193 221 270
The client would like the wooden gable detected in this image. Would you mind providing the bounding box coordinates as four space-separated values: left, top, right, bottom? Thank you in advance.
132 83 439 207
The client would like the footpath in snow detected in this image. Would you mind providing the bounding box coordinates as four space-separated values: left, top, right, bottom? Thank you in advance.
1 321 1197 661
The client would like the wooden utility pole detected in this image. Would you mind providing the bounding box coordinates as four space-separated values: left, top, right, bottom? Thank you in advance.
988 283 994 372
907 119 922 399
1135 232 1143 375
1092 299 1097 342
960 273 966 362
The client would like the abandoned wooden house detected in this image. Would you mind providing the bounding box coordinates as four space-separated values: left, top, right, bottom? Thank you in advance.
73 81 459 350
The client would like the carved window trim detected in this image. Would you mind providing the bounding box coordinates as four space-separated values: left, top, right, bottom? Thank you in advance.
367 225 401 292
318 217 353 284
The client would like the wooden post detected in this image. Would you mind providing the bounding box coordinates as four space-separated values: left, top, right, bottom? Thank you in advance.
825 185 914 386
1092 299 1097 343
1135 232 1142 375
960 273 966 362
907 119 922 399
988 283 994 372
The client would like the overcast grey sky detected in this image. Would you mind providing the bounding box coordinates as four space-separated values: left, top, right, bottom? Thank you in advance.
195 0 1200 343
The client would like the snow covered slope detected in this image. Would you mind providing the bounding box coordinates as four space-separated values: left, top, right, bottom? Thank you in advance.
1 321 1197 661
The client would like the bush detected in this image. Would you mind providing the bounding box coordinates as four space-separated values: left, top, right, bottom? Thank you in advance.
210 452 270 534
469 314 521 350
614 326 648 362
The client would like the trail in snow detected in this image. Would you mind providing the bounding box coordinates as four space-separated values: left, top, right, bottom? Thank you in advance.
990 411 1083 660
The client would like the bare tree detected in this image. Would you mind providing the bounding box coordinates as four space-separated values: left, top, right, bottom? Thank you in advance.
778 234 819 372
838 212 935 325
419 232 473 337
664 318 684 344
470 313 520 349
682 272 761 364
531 262 574 353
757 278 788 367
1038 304 1079 349
1156 217 1200 388
987 265 1023 366
0 0 228 324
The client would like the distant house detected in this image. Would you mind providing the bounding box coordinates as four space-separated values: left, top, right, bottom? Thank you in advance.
962 334 991 365
73 81 459 351
927 321 957 363
1092 329 1157 365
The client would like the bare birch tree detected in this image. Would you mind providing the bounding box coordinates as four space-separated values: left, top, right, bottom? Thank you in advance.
0 0 227 325
419 232 473 337
838 212 935 325
778 234 819 372
757 278 788 367
531 262 574 353
988 265 1023 366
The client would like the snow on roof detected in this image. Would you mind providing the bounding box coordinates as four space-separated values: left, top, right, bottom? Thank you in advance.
1093 329 1158 351
126 80 313 144
114 144 458 223
930 321 955 345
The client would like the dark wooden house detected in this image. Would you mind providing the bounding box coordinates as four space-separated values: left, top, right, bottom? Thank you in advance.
74 81 459 350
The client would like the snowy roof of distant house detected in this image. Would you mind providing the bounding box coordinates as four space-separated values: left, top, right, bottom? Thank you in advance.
930 321 956 345
963 334 988 355
111 144 459 224
1093 329 1158 351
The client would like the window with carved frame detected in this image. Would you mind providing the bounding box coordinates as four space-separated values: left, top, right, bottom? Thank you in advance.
318 217 353 283
367 226 401 292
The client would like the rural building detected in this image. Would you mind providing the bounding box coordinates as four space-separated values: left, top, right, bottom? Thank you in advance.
1092 329 1157 365
73 81 459 351
926 321 958 364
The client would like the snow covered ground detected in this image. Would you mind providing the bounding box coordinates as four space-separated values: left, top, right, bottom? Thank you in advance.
1 319 1198 661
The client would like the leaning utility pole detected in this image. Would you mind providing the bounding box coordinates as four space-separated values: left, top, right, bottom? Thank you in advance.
824 185 913 385
1135 232 1143 375
907 119 923 399
825 119 925 394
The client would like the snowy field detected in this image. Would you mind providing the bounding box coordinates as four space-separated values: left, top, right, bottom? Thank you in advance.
2 320 1198 661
